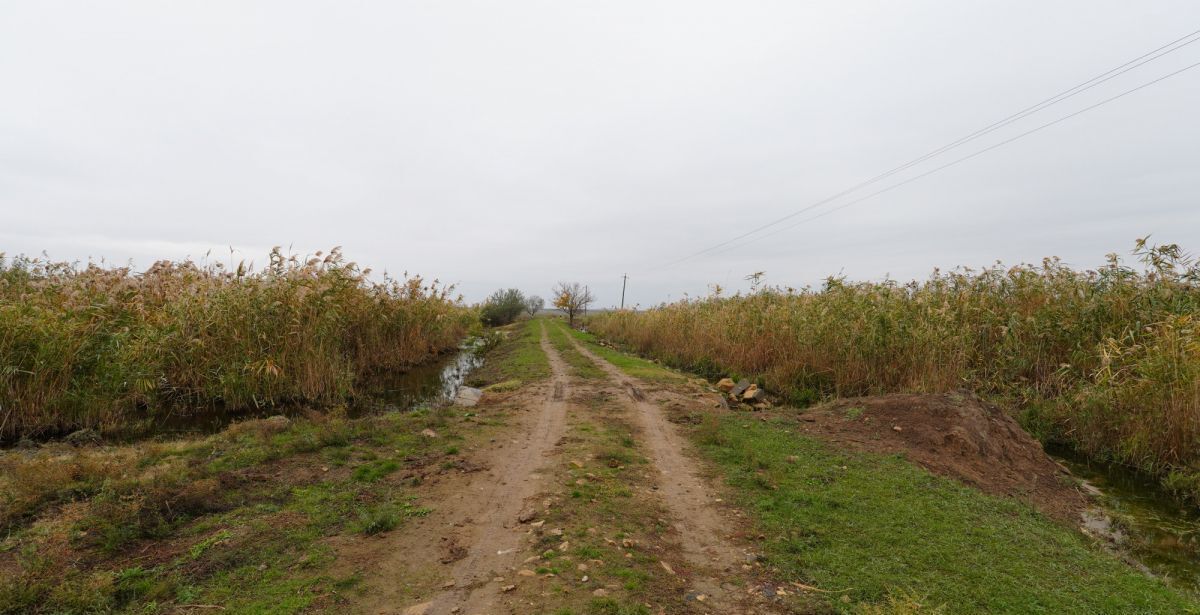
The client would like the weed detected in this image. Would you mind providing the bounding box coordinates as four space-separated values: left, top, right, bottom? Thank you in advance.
352 459 400 482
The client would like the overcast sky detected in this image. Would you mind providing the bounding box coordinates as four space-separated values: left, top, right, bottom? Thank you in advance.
2 2 1198 306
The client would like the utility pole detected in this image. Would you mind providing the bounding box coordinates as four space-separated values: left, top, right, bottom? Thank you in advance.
620 274 628 310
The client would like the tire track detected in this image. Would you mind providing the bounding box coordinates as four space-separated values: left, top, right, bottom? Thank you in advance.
564 332 765 612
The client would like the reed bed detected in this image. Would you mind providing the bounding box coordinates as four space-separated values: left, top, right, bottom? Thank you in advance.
589 240 1200 500
0 248 474 440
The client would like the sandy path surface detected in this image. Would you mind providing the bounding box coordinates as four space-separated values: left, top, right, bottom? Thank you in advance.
361 323 569 615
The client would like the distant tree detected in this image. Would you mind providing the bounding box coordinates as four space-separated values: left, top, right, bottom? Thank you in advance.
525 295 544 317
480 288 526 326
552 282 594 328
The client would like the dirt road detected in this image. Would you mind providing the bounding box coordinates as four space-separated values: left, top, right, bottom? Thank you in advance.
565 335 774 613
358 321 781 614
359 323 569 614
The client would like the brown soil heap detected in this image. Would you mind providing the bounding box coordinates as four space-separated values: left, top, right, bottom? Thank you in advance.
795 392 1088 522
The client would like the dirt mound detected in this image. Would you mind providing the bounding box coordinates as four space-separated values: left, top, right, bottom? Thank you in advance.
796 392 1087 522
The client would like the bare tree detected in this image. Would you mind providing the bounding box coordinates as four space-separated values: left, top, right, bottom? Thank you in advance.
525 295 544 317
552 282 594 328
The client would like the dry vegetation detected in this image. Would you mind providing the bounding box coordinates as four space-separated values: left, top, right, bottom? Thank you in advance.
589 240 1200 502
0 248 475 440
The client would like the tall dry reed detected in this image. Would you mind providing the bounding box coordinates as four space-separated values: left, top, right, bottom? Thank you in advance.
0 248 474 439
589 240 1200 499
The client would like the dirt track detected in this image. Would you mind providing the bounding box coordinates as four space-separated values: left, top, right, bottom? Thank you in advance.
357 323 569 614
565 336 767 613
354 322 782 614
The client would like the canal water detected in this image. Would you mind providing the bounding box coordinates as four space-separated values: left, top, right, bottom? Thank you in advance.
135 340 484 438
1047 445 1200 591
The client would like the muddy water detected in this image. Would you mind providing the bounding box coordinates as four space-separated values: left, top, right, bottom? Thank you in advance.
137 341 483 438
1047 445 1200 590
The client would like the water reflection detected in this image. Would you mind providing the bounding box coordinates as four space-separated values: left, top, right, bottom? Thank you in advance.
1048 445 1200 590
137 341 483 438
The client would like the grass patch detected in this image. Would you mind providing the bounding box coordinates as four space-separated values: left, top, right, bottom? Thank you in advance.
0 405 466 614
695 415 1200 613
544 320 605 379
565 324 685 384
352 459 401 482
468 319 551 386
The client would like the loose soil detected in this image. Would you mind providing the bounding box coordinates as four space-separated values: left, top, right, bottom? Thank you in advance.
790 392 1089 523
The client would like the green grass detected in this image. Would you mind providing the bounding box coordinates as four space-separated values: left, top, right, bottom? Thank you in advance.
544 319 605 379
468 319 551 386
694 415 1200 613
565 325 686 384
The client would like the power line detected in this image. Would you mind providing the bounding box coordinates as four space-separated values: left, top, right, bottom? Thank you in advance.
648 27 1200 271
701 58 1200 259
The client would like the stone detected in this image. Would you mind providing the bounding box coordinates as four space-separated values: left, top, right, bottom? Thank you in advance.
592 589 609 597
501 584 516 593
402 602 432 615
743 385 767 402
63 428 101 446
421 428 439 438
716 378 736 392
892 425 903 432
517 510 537 523
730 379 752 398
454 386 484 407
518 569 536 577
